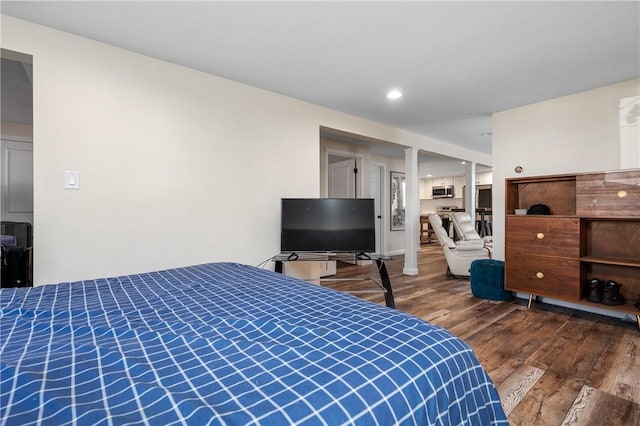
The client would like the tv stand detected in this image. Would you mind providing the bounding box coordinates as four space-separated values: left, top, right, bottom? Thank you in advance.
274 253 395 309
355 252 372 261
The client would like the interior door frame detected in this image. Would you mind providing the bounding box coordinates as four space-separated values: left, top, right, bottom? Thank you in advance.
1 49 34 225
1 139 34 224
370 161 386 256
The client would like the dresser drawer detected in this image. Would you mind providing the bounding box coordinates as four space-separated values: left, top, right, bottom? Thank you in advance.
506 216 580 257
505 253 581 301
576 171 640 217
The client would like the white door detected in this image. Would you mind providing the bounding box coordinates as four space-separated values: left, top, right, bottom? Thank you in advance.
1 139 34 224
370 165 384 255
327 156 358 267
328 158 356 198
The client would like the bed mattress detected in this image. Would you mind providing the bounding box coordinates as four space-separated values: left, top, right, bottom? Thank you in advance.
0 262 507 425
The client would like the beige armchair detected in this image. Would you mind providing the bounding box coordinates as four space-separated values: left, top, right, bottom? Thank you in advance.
428 213 491 278
451 212 493 247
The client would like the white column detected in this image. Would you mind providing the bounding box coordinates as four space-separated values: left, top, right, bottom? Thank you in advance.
403 147 419 275
464 162 476 219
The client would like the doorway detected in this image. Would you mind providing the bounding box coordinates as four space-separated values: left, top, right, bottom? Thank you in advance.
325 152 385 256
1 49 34 286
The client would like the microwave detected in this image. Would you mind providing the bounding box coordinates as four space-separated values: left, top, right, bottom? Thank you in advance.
432 185 454 198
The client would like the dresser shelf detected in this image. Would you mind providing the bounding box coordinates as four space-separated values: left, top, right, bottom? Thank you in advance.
578 298 640 316
580 256 640 268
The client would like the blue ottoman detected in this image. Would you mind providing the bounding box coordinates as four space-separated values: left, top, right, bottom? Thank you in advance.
470 259 512 301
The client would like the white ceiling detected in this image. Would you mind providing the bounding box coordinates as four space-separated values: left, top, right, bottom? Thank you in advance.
1 1 639 175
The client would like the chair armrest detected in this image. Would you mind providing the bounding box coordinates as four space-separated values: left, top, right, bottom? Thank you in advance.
455 240 485 251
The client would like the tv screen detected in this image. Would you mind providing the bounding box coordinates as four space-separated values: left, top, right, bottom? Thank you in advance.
281 198 376 253
477 187 492 209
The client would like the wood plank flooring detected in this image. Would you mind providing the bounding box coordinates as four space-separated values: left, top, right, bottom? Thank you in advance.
322 245 639 425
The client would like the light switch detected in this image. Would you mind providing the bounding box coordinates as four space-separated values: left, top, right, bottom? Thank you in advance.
65 170 80 190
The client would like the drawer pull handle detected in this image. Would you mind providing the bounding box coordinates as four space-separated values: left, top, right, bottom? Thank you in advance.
536 272 545 279
537 232 545 240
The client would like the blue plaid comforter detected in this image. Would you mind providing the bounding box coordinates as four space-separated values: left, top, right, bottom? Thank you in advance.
0 262 507 425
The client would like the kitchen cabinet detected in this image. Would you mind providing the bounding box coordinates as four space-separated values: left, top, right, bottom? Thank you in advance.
419 178 432 199
453 176 465 199
432 177 454 186
475 172 493 185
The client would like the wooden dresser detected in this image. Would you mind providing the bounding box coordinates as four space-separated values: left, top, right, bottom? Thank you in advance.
504 169 640 328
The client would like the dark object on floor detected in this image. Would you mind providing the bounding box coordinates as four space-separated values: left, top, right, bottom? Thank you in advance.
586 278 604 303
527 204 551 215
601 280 626 306
470 259 512 301
0 245 28 287
0 221 33 288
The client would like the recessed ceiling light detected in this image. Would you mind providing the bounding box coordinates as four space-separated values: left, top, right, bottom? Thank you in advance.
386 89 402 100
426 174 432 177
461 161 466 165
481 132 493 136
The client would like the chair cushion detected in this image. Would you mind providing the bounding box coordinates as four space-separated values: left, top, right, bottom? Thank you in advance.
452 212 481 241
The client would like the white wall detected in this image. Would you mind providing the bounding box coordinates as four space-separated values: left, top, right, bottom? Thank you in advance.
1 16 491 285
492 78 640 261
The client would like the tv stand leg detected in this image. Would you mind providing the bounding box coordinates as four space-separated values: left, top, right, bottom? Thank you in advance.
376 259 395 309
275 260 283 274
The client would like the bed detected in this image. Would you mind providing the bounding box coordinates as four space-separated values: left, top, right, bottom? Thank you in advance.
0 262 507 425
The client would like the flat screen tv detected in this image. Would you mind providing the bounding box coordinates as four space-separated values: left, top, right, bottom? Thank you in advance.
477 187 492 209
281 198 376 254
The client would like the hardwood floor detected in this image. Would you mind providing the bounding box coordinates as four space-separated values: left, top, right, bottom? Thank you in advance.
322 245 640 425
